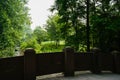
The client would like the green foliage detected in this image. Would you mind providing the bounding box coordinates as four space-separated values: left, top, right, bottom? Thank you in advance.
51 0 120 52
40 41 65 52
0 47 15 57
51 0 86 51
20 37 41 53
33 26 48 44
0 0 120 57
90 0 120 52
0 0 31 57
45 14 62 44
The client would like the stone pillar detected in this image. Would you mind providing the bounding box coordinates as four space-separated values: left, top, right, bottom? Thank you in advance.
63 47 75 76
91 47 101 74
24 48 36 80
112 50 120 74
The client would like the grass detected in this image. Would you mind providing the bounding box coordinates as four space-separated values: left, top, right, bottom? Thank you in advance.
40 40 65 53
41 40 65 45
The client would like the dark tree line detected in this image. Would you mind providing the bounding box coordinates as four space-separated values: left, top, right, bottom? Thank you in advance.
50 0 120 52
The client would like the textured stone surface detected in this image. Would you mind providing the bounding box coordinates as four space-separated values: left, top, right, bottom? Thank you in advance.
37 71 120 80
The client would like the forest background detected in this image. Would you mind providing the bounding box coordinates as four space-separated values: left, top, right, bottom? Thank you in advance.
0 0 120 57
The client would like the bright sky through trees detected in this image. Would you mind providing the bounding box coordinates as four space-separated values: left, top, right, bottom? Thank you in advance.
27 0 54 30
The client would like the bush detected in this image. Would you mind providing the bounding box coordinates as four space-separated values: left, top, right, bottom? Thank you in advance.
20 38 41 53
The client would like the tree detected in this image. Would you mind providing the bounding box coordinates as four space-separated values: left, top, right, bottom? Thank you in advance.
0 0 31 57
90 0 120 52
51 0 87 51
33 26 48 44
51 0 120 52
45 14 62 46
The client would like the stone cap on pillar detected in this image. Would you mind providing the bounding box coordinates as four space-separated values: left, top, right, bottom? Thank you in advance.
91 47 101 53
111 50 120 55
